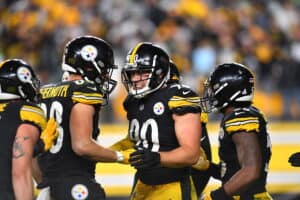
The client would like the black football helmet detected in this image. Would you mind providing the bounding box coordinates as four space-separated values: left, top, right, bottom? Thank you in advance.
0 59 40 102
168 60 181 84
122 42 170 98
62 35 117 95
200 63 254 113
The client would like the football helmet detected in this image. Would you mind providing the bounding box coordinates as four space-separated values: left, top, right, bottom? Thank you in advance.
122 42 170 98
0 59 40 102
62 35 117 95
200 63 254 113
168 60 181 84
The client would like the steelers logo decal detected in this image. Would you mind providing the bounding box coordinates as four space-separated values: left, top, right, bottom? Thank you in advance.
17 67 32 83
81 45 98 61
153 102 164 115
71 184 89 200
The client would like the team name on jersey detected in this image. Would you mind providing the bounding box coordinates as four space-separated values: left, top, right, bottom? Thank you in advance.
40 85 69 99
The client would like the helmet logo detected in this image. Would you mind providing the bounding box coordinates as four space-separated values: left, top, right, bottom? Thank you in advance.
153 102 164 115
17 67 32 83
133 54 151 66
81 45 98 61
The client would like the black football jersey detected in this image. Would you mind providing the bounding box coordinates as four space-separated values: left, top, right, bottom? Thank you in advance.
124 83 201 185
200 113 211 161
38 80 104 178
0 101 46 192
218 106 272 195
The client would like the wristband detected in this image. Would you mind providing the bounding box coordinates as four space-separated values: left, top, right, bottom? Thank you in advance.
116 151 124 162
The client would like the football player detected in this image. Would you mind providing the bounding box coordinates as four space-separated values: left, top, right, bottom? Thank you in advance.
122 42 202 200
0 59 57 200
34 36 129 200
200 63 273 200
169 60 212 197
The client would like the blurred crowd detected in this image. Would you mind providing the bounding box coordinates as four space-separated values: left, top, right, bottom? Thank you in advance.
1 0 300 121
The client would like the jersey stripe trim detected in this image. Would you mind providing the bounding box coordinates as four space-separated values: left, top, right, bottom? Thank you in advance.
225 117 259 133
20 105 47 130
72 92 104 104
168 96 200 109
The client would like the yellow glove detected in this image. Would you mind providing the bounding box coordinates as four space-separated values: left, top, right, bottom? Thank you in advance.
192 147 210 170
110 137 135 151
40 118 58 151
116 148 135 164
200 188 235 200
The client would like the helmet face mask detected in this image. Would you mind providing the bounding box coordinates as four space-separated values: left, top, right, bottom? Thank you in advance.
122 42 170 98
200 81 218 113
0 59 40 103
62 35 117 95
200 63 254 113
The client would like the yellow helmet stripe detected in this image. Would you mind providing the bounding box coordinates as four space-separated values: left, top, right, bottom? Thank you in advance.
129 43 143 64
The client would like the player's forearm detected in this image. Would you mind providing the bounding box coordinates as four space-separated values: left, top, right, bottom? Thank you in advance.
159 146 200 167
13 172 34 200
72 139 118 162
223 165 260 195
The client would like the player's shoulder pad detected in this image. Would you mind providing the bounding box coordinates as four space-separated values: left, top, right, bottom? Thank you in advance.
70 80 105 105
168 84 201 115
224 107 260 134
20 102 47 131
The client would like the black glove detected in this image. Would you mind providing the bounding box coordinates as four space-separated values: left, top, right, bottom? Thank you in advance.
205 187 233 200
129 148 160 169
288 152 300 167
208 162 221 180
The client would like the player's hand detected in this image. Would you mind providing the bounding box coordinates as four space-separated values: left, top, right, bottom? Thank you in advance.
192 147 210 170
129 148 160 169
40 118 58 151
116 148 135 164
288 152 300 167
201 188 233 200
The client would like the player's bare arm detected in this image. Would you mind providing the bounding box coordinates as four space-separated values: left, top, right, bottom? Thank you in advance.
13 124 39 200
70 103 118 162
159 112 201 167
223 131 261 195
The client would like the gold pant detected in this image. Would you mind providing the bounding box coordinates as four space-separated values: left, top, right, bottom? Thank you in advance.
130 177 198 200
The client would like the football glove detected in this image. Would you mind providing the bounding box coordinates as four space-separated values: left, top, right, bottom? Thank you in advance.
192 147 210 170
110 137 135 151
129 148 160 169
201 187 233 200
208 162 221 180
116 148 135 164
40 118 58 151
288 152 300 167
